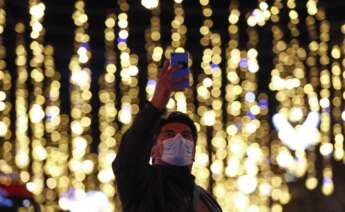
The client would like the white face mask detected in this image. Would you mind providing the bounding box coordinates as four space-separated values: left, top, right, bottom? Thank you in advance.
161 133 194 166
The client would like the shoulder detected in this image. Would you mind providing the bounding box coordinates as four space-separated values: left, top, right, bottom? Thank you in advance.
194 184 210 197
194 185 223 212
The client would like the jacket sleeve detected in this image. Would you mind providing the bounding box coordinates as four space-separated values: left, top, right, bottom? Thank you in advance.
112 102 164 203
196 185 223 212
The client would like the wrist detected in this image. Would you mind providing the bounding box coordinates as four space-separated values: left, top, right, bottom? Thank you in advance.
151 97 165 110
147 101 166 115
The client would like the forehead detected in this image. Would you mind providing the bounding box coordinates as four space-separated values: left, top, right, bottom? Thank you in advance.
160 122 192 132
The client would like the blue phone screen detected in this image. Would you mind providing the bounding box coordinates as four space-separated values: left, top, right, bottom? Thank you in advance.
171 53 189 89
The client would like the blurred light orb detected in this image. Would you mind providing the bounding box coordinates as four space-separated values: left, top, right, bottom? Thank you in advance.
70 68 91 89
141 0 159 9
0 121 8 136
29 2 45 19
276 149 294 168
29 104 45 123
237 175 258 194
306 177 318 190
234 192 249 209
341 111 345 121
202 110 216 126
259 182 272 196
59 188 111 212
119 103 132 124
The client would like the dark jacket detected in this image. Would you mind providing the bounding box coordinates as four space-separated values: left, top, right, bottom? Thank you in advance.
113 102 222 212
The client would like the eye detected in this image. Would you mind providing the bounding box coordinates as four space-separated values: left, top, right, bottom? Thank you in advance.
182 133 192 140
165 131 175 138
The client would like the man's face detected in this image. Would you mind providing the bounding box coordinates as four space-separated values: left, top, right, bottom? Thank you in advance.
151 122 195 167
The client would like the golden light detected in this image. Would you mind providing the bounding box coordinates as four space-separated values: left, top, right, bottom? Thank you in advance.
29 104 45 123
237 175 258 194
202 110 216 126
0 120 7 136
29 3 45 19
70 68 91 89
141 0 159 9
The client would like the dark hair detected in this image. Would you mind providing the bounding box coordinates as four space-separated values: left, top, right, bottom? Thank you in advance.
153 111 197 142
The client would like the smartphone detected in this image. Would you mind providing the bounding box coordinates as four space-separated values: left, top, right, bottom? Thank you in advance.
170 52 189 89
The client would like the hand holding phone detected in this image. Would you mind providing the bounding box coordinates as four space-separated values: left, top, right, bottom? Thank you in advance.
170 52 189 89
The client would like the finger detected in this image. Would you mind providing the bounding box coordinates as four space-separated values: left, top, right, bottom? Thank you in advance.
160 60 170 75
174 87 185 92
157 69 162 78
168 64 183 74
172 75 189 83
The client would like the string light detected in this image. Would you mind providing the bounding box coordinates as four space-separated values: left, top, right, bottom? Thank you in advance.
223 1 249 211
330 45 344 162
0 0 13 175
304 0 320 190
55 114 71 210
224 0 241 182
43 45 65 210
141 0 159 10
145 5 161 101
317 8 334 196
247 1 271 27
194 0 215 196
27 0 46 204
97 13 118 211
117 0 140 130
255 93 273 211
341 24 345 164
68 0 94 194
14 22 31 185
240 22 273 212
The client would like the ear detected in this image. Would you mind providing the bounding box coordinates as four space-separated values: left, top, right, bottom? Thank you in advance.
150 145 158 165
151 145 157 158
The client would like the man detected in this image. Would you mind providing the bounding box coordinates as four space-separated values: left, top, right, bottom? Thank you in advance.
113 60 222 212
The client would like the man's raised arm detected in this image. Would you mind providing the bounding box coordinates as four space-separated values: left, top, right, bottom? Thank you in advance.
112 60 187 201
